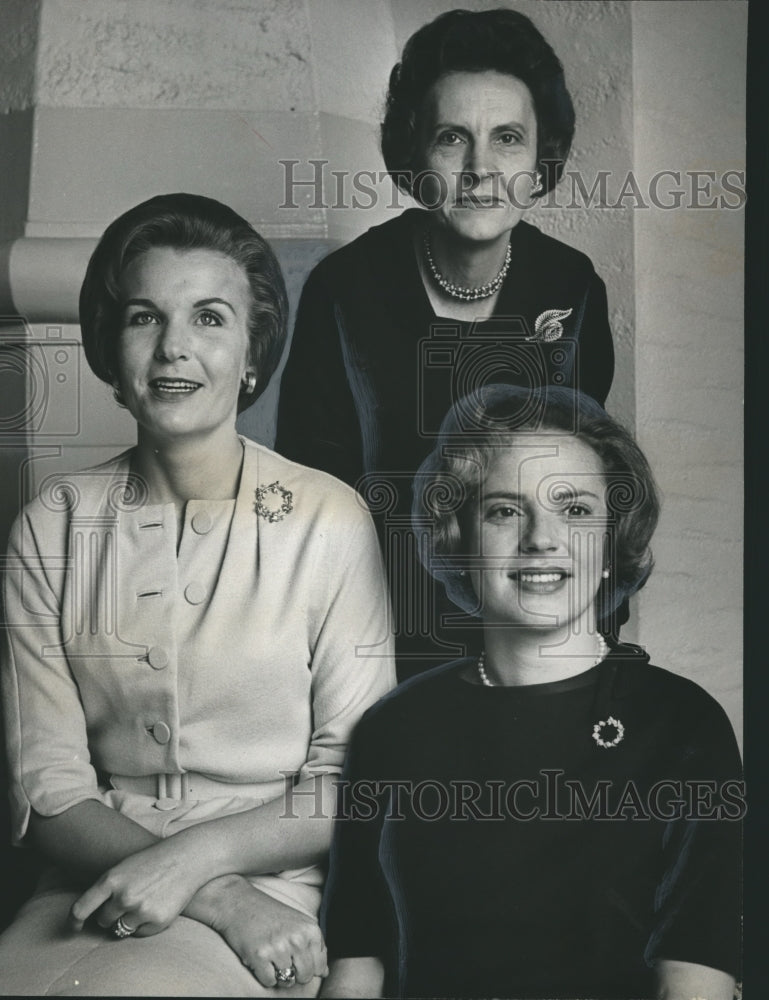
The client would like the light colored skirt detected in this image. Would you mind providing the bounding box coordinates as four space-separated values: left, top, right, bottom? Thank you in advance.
0 879 322 997
0 784 323 996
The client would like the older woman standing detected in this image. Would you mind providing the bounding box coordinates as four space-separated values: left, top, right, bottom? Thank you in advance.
276 8 616 671
320 386 741 1000
0 193 394 996
277 8 613 484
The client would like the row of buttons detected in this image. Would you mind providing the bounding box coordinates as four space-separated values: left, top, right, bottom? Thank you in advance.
141 508 212 756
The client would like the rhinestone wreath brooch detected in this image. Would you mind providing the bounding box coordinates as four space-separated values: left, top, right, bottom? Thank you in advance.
254 481 294 522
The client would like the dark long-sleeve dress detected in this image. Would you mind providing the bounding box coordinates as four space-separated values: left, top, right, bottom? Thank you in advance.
277 209 613 486
322 645 743 999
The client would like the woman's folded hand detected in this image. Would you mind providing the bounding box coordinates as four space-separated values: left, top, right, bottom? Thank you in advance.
200 875 328 989
69 836 215 936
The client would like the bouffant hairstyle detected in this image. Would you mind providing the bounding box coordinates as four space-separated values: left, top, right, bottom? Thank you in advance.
79 193 288 407
412 385 660 621
381 8 575 200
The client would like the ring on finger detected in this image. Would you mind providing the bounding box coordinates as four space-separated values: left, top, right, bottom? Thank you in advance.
112 916 136 940
273 963 297 988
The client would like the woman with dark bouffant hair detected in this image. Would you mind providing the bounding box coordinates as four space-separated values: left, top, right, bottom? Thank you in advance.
0 193 394 996
276 7 617 676
319 386 741 1000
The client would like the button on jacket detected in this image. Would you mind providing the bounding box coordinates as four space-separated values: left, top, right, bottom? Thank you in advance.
1 439 395 888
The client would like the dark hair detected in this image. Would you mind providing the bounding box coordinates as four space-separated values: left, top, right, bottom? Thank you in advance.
79 193 288 406
381 8 575 200
412 385 660 621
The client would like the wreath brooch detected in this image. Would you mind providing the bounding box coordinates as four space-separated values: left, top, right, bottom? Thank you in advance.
592 715 625 749
254 481 294 523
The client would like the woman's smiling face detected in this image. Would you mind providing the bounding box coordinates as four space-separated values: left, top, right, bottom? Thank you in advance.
115 247 252 444
415 70 539 243
465 434 609 633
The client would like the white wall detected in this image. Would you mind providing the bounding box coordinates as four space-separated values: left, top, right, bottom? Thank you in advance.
632 0 745 737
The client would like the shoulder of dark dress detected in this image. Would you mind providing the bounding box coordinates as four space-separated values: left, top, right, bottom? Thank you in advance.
513 220 598 277
307 209 424 286
609 645 736 723
355 657 472 732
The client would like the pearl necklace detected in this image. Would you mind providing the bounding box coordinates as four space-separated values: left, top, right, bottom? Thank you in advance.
477 634 609 687
423 232 512 302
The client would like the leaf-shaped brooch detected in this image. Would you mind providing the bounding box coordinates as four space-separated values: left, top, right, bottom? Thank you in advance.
254 481 294 522
527 307 573 342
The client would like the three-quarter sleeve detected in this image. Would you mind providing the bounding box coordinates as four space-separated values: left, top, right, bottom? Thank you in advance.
1 510 105 843
644 692 743 979
321 711 396 963
575 271 614 406
275 267 365 488
299 501 395 783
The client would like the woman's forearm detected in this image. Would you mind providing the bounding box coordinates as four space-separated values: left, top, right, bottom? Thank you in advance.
31 773 334 889
29 800 159 877
31 773 334 882
29 802 264 932
169 773 336 880
54 776 335 935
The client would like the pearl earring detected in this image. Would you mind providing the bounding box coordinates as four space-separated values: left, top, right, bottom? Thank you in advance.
601 568 610 579
242 372 257 395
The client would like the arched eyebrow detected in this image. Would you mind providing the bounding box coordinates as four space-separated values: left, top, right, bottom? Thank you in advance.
491 121 530 136
481 489 602 503
192 297 237 314
429 120 531 137
546 488 601 501
123 298 157 309
122 297 237 314
482 491 524 502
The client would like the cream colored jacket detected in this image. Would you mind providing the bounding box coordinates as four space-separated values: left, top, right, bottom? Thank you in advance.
1 439 395 888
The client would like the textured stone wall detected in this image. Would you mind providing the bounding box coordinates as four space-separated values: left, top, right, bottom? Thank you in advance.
0 0 39 114
632 0 745 738
35 0 312 109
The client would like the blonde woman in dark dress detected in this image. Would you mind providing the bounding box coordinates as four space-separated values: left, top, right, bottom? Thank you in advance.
320 386 741 1000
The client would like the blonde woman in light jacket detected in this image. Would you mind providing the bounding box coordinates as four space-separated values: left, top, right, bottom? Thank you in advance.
0 194 395 997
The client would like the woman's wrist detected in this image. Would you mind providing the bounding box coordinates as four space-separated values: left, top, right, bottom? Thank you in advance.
183 873 249 927
164 822 225 883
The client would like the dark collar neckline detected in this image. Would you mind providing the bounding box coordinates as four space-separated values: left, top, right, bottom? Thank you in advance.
454 656 604 697
452 644 640 699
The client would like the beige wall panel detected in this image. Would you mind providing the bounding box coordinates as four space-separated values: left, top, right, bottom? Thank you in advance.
632 0 745 737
